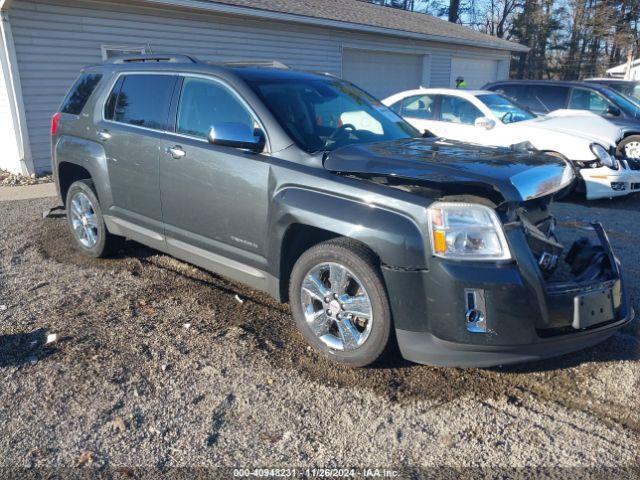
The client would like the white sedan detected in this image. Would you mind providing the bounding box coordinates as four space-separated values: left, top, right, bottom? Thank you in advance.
383 88 640 200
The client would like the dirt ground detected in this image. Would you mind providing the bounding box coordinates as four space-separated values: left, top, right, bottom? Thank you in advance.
0 194 638 478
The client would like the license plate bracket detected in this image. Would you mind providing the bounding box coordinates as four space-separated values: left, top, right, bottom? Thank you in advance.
573 288 615 329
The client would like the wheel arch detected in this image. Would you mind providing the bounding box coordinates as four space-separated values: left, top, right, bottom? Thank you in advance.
271 187 427 302
54 136 112 207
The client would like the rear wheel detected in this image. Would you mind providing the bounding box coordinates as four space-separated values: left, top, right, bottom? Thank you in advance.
617 135 640 160
289 238 391 367
66 179 121 258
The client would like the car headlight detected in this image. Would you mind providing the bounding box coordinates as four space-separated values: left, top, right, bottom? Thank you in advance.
427 202 512 261
590 143 618 169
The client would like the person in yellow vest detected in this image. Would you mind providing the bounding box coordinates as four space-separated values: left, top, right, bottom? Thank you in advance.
455 76 467 89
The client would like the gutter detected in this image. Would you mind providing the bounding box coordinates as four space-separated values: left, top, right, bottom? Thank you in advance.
0 0 33 175
140 0 529 53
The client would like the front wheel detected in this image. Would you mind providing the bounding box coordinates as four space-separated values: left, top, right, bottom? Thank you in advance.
289 238 392 367
616 135 640 160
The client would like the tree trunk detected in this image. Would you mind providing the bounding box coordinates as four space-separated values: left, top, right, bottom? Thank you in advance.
448 0 460 22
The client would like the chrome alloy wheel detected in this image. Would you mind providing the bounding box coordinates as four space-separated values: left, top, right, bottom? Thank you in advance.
69 191 99 248
625 141 640 159
300 262 373 351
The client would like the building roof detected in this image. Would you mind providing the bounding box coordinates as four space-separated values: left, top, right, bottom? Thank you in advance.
159 0 529 52
607 59 640 76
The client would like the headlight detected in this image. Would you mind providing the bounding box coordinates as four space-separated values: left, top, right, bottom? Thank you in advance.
427 202 512 261
590 143 617 169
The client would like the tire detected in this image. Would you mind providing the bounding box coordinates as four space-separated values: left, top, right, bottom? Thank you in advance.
65 179 121 258
616 135 640 160
289 238 391 367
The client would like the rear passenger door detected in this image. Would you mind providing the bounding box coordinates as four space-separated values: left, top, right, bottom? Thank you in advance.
98 73 177 237
159 75 271 277
433 95 484 142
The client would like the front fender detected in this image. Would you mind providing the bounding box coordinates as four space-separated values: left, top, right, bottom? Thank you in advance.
271 186 428 269
54 135 113 206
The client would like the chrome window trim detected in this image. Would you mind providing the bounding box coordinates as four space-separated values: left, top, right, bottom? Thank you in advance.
100 70 271 153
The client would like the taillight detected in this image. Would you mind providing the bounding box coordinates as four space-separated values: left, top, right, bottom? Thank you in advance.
51 112 61 136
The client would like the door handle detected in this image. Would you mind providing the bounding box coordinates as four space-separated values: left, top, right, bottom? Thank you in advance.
97 130 112 141
166 145 187 159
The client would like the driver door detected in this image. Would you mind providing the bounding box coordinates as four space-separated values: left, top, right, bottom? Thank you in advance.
159 75 271 273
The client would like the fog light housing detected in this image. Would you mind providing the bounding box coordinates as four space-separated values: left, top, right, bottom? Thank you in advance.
611 182 627 191
465 288 487 333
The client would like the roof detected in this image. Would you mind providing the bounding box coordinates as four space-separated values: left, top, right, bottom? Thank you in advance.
152 0 528 52
382 87 493 103
607 59 640 75
486 79 613 90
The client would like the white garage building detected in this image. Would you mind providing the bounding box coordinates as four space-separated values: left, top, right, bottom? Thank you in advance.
0 0 527 175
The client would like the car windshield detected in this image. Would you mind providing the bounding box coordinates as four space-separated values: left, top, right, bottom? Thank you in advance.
604 83 640 104
603 87 640 118
244 75 419 153
477 93 536 124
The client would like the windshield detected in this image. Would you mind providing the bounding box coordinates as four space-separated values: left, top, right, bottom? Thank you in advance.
477 93 536 124
244 76 419 153
605 83 640 104
603 87 640 118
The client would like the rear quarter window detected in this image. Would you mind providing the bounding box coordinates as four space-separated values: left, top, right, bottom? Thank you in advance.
60 73 103 115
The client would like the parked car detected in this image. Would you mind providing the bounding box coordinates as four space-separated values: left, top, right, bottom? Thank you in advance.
584 78 640 104
383 88 640 200
51 55 633 368
483 80 640 160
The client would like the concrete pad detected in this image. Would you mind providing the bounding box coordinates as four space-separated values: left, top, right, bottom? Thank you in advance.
0 183 57 202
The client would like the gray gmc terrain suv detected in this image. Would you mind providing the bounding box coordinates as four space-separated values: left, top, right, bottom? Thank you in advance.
51 55 633 367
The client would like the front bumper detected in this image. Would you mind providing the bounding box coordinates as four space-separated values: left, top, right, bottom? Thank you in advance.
382 224 634 367
580 163 640 199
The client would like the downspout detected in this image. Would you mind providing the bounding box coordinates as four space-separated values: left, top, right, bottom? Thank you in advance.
0 0 33 175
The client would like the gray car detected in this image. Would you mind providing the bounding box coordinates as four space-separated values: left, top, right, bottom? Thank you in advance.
51 55 633 368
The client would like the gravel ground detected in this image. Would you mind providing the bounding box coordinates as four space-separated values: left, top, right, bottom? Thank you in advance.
0 194 639 477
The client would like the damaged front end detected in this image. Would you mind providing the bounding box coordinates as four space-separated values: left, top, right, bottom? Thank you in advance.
324 138 632 365
510 200 628 334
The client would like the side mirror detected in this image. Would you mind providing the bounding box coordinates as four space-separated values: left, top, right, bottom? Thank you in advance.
474 117 496 130
606 105 621 117
208 123 265 153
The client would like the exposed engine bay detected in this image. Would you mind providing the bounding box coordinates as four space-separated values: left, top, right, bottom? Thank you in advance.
506 200 616 284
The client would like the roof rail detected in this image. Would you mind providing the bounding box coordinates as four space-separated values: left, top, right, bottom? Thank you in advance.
106 54 199 64
218 60 291 70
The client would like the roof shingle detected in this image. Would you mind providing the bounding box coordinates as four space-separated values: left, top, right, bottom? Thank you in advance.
201 0 528 52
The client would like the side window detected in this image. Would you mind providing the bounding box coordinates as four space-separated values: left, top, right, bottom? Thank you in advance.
527 85 569 112
569 88 609 114
176 77 253 140
110 74 175 130
61 73 103 115
400 95 436 120
438 96 483 125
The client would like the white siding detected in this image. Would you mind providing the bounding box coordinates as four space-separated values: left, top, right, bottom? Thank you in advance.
9 0 512 173
0 21 22 174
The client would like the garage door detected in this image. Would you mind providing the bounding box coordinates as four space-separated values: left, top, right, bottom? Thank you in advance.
342 49 423 100
450 57 498 89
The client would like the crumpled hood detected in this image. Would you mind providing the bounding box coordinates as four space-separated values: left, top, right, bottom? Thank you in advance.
524 110 623 146
324 138 575 203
